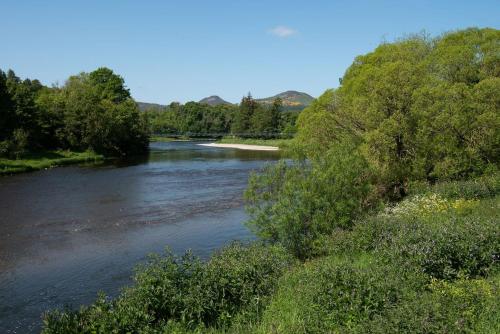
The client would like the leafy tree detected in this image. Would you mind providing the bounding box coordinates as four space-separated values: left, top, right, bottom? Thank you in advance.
0 67 149 157
88 67 130 103
295 28 500 196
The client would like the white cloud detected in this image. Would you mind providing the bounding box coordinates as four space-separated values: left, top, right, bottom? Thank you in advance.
268 26 297 38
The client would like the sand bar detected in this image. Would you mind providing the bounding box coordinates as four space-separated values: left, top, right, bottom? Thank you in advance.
198 143 279 151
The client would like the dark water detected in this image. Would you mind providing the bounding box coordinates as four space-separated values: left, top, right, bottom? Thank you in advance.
0 141 280 333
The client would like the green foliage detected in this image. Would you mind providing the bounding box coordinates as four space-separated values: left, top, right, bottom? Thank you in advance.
231 93 257 135
245 141 374 259
146 95 298 139
42 243 294 333
0 67 149 160
55 69 149 156
408 172 500 199
0 150 103 175
330 192 499 281
39 28 500 333
0 128 29 159
295 28 500 196
294 89 347 158
257 255 425 334
88 67 130 103
145 101 237 136
255 190 499 333
363 276 500 334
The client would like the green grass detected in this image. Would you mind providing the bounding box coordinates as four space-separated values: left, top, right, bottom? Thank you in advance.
0 150 104 175
217 137 294 149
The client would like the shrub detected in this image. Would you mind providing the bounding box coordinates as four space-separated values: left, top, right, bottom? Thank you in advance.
364 275 500 333
408 173 500 199
257 255 425 334
42 243 294 333
329 194 500 281
245 141 374 259
0 129 29 159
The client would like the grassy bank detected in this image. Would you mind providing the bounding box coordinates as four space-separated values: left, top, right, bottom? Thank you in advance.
0 150 104 175
217 137 294 149
42 175 500 333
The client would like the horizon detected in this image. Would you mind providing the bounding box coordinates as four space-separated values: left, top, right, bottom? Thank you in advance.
1 0 499 104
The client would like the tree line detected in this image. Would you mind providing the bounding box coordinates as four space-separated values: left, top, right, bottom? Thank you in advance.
0 67 149 158
144 94 299 138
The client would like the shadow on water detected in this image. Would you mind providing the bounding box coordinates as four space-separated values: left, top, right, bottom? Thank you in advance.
0 141 280 333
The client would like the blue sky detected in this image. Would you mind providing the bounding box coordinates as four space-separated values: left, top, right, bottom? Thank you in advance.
1 0 498 104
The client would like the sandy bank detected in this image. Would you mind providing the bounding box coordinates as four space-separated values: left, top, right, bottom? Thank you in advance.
198 143 279 151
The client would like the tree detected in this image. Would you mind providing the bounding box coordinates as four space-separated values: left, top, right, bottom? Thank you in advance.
88 67 130 103
270 97 282 132
245 141 373 259
295 28 500 196
232 93 257 136
0 70 14 141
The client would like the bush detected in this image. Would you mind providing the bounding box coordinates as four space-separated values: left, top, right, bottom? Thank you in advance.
245 141 374 259
329 194 500 281
257 241 498 334
42 243 294 333
364 276 500 333
408 173 500 199
257 255 425 334
0 129 29 159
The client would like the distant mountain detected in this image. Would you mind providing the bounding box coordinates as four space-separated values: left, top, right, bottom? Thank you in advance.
136 102 167 111
256 90 314 108
199 95 232 106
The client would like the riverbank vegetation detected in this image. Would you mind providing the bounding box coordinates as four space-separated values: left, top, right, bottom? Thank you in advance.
0 67 149 172
43 27 499 333
144 94 299 139
0 150 103 175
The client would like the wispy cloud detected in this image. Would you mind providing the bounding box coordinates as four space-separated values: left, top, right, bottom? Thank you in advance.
268 26 297 38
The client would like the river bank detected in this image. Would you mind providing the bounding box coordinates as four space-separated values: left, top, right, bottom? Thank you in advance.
216 137 293 148
198 143 279 151
0 150 103 176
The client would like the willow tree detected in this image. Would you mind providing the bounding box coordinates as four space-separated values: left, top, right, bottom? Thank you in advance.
295 28 500 196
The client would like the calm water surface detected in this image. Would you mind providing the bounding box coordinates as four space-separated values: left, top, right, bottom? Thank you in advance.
0 141 280 333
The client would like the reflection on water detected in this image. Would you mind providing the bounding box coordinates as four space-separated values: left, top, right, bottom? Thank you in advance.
0 141 280 333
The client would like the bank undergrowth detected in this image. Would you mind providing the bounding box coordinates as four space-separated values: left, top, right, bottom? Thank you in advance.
0 150 103 175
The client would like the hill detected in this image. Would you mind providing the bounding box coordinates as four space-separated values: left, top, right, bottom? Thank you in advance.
199 95 232 106
256 90 314 108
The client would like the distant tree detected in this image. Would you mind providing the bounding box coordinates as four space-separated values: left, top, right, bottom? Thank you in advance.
232 93 257 136
270 97 282 131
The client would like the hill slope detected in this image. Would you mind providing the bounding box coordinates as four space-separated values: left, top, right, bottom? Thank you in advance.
256 90 314 107
199 95 232 106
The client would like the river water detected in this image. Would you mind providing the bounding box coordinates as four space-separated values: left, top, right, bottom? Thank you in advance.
0 141 280 333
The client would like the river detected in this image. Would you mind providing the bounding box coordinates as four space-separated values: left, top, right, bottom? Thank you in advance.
0 141 280 333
